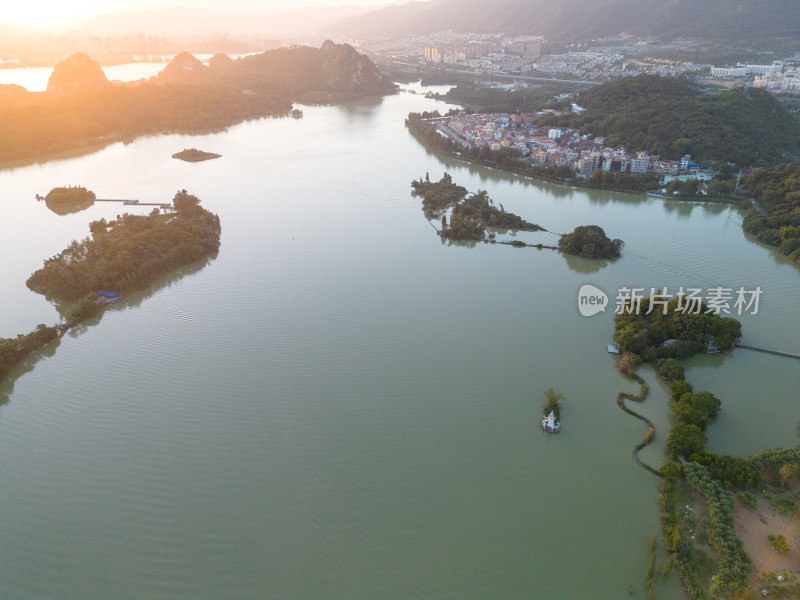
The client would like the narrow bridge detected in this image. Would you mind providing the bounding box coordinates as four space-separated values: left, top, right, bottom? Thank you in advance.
735 342 800 360
95 199 172 208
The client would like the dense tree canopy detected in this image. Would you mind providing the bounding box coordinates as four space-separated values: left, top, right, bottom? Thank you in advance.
614 297 741 360
44 185 95 205
741 161 800 265
549 75 800 165
27 190 220 301
0 324 59 382
558 225 622 259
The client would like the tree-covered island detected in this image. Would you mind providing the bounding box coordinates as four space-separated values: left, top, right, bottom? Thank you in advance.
38 185 97 215
558 225 623 259
172 148 222 162
43 185 96 205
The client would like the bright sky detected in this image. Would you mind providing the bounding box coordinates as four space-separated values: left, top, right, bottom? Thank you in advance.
4 0 393 29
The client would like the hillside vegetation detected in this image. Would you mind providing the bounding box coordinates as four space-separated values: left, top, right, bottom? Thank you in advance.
554 76 800 166
741 162 800 265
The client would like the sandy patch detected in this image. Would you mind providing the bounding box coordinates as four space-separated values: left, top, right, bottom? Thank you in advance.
734 496 800 573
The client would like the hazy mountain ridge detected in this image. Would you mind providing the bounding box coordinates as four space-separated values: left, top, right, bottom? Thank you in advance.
329 0 800 46
154 41 396 97
0 43 396 163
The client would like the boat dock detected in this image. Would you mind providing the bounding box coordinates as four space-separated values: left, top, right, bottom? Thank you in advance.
735 342 800 360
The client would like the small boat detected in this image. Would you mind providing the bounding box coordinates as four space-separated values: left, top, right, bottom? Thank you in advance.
607 343 620 354
541 410 560 433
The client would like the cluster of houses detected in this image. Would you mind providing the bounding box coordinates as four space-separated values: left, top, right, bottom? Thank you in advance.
444 112 710 178
752 66 800 94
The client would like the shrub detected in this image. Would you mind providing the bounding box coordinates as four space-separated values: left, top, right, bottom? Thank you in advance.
736 491 757 509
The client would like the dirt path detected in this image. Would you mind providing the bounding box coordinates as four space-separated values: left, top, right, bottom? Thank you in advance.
734 496 800 573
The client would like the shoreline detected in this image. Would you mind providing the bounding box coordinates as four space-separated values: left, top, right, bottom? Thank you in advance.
407 114 745 207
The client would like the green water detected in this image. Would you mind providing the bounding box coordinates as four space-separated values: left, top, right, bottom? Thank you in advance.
0 83 798 599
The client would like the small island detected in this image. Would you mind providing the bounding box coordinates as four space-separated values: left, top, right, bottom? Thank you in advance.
172 148 222 162
558 225 623 259
38 185 96 215
290 108 304 118
541 388 563 433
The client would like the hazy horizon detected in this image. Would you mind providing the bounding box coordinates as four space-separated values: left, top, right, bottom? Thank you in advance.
3 0 412 32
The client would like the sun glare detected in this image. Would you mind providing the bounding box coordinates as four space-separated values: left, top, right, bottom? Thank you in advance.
4 1 97 29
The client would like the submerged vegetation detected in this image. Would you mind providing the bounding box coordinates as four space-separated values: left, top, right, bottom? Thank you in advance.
411 172 544 241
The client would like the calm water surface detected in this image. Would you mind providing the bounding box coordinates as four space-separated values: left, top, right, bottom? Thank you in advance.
0 82 798 599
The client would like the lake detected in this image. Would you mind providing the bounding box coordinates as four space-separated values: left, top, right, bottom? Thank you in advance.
0 81 798 599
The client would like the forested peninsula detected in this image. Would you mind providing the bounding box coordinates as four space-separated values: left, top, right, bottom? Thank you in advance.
1 190 220 385
28 190 220 303
741 162 800 266
610 297 800 599
0 42 396 163
2 190 220 384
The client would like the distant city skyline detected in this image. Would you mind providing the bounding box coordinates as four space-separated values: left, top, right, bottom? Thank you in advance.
3 0 404 30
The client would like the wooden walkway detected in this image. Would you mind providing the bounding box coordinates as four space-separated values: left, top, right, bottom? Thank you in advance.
735 342 800 360
94 199 171 208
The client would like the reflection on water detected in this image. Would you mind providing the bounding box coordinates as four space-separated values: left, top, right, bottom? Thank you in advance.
0 80 797 600
0 255 218 407
562 252 614 274
44 198 95 215
0 339 60 406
